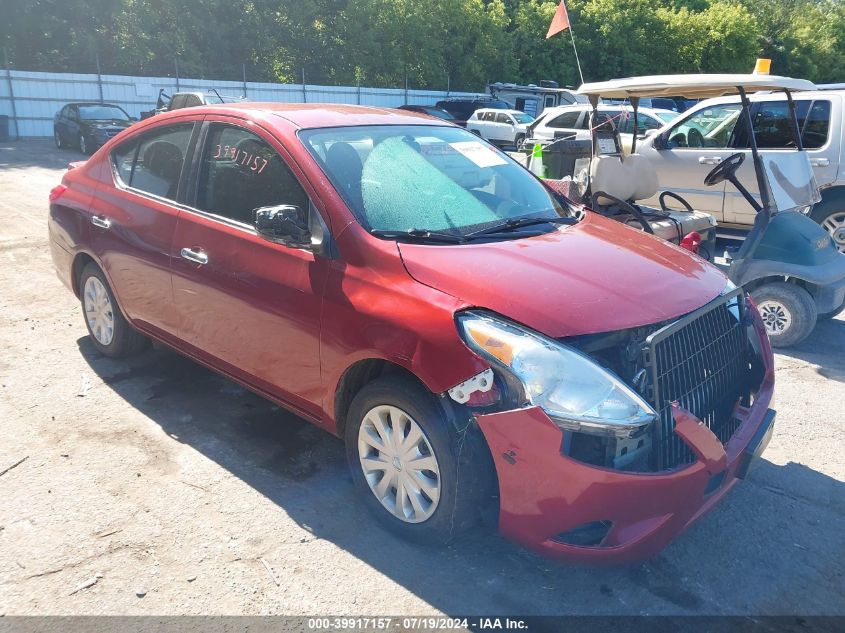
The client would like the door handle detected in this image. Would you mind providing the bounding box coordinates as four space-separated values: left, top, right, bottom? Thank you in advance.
698 156 722 165
810 158 830 167
180 247 209 265
91 216 111 229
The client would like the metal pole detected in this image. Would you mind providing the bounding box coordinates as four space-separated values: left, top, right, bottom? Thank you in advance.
242 63 248 98
567 27 586 85
446 73 450 97
3 47 19 140
785 91 804 151
302 68 306 103
404 74 409 104
357 77 361 105
174 58 180 92
95 50 104 104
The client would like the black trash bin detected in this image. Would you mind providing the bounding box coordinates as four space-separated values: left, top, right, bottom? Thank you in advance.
540 137 592 180
0 115 9 142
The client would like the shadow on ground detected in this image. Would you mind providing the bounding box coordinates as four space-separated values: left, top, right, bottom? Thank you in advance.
776 317 845 383
76 334 845 617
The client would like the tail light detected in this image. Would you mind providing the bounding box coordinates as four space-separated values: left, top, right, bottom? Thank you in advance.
49 184 68 203
680 231 702 254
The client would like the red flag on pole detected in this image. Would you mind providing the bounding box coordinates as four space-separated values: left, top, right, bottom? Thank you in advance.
546 0 571 39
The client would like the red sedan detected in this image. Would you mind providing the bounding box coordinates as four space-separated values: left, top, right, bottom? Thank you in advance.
48 103 776 563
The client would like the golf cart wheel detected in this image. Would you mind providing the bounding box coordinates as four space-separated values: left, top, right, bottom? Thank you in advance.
751 282 817 348
813 208 845 254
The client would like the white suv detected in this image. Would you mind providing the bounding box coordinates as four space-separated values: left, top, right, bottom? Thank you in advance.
636 90 845 252
526 104 677 153
466 109 534 147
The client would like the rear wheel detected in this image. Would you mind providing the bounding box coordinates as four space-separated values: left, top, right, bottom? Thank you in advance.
816 209 845 254
79 263 146 358
751 282 817 348
345 374 492 544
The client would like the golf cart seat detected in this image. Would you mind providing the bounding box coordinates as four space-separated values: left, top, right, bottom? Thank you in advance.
590 153 659 205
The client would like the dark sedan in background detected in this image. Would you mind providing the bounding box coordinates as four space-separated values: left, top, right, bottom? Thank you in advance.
54 102 135 154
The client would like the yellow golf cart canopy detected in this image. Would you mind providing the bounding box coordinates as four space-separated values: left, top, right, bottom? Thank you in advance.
578 74 817 99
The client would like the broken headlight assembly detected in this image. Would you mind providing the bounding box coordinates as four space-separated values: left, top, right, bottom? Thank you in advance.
456 311 657 440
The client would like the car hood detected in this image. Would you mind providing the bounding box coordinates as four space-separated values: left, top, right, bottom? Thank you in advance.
397 213 727 338
83 119 132 130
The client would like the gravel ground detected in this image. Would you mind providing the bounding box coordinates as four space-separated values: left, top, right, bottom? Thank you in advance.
0 139 843 617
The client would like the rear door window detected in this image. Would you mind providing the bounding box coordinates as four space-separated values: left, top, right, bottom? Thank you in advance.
110 123 194 200
194 123 309 225
745 100 831 149
547 111 581 129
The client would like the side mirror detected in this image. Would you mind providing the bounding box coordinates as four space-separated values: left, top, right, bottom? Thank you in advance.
650 131 667 150
254 205 311 247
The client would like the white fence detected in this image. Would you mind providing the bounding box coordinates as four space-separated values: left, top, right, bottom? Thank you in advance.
0 69 484 138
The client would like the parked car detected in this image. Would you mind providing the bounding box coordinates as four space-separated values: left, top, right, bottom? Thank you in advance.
603 96 697 113
397 105 457 122
434 97 511 127
53 102 135 155
48 103 775 564
636 89 845 252
466 108 534 147
526 103 677 154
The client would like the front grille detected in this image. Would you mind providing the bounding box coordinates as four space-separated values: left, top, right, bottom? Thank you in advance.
642 288 750 470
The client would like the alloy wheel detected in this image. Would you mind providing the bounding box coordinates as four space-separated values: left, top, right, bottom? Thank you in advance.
758 299 793 337
83 276 115 346
357 405 441 523
821 211 845 254
79 134 87 154
54 130 62 148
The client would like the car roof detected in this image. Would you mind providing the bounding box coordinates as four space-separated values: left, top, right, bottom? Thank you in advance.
681 90 842 111
578 74 816 98
475 108 524 114
148 102 451 130
538 103 670 117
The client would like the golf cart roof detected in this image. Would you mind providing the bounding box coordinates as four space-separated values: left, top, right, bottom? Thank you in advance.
578 74 816 99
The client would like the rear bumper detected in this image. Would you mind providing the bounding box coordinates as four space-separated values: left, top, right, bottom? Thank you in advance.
475 375 775 565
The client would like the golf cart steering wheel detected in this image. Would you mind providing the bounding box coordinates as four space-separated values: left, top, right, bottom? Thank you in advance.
704 152 745 186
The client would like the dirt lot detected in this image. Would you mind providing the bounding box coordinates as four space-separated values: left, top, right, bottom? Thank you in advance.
0 139 844 617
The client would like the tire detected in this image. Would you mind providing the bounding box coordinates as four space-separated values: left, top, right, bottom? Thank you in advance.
514 134 525 150
54 128 65 149
344 374 493 544
751 282 817 348
78 133 90 155
812 207 845 254
79 262 147 358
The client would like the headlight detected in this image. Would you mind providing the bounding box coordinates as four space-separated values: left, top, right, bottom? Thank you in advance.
456 311 656 438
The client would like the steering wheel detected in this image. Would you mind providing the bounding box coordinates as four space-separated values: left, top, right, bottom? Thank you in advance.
687 128 705 148
704 152 745 186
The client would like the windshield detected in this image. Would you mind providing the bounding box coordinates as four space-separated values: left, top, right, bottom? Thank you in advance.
425 108 455 120
656 111 678 123
79 105 130 121
512 112 534 124
301 125 571 239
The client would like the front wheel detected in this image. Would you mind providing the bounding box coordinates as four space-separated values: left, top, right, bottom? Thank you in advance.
514 134 526 150
79 263 147 358
78 133 90 155
345 375 492 544
751 282 817 348
54 128 65 149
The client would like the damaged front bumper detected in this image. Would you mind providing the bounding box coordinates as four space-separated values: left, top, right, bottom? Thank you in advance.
475 374 775 564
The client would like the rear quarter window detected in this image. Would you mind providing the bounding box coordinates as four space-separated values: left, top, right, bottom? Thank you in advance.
110 123 195 201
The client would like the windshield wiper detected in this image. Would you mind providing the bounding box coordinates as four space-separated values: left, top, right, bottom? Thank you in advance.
370 228 466 244
464 216 577 240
